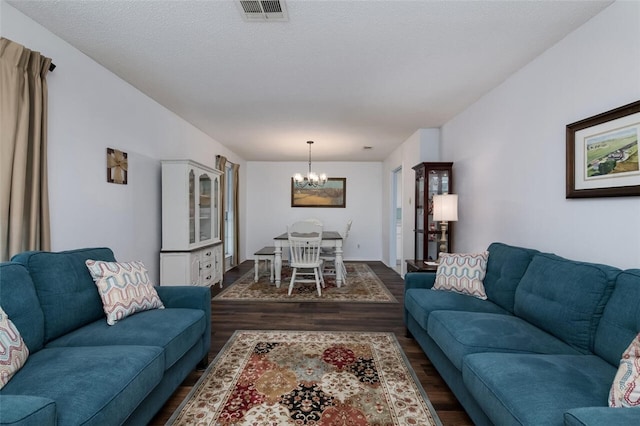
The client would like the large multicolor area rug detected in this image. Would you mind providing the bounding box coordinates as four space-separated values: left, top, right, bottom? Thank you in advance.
214 263 397 303
167 330 442 426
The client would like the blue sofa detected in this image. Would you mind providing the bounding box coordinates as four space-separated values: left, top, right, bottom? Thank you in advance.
404 242 640 426
0 247 211 426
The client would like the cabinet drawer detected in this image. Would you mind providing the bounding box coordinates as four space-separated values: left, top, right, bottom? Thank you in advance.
200 267 214 286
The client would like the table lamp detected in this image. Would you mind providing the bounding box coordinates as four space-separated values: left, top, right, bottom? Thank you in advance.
432 194 458 256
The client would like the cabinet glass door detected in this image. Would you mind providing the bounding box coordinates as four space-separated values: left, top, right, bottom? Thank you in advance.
189 170 196 245
415 174 425 259
213 176 219 240
199 173 212 242
412 162 453 262
428 170 451 257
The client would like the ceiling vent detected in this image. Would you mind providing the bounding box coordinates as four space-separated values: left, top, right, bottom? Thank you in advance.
237 0 288 22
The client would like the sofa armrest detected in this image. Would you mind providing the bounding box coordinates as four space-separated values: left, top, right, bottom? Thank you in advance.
404 272 436 290
156 285 211 310
155 286 211 361
564 407 640 426
0 395 56 425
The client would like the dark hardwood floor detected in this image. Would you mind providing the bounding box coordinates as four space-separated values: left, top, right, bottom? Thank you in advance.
150 261 473 425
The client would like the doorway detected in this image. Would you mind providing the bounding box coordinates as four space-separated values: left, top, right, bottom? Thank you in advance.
224 162 235 271
391 167 402 274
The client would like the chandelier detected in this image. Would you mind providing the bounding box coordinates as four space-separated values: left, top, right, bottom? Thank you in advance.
293 141 327 188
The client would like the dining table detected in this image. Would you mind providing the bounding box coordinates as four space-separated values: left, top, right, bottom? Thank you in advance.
273 231 344 288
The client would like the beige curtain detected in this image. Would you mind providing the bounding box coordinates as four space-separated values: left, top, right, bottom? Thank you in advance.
0 38 52 261
216 155 240 268
216 155 227 259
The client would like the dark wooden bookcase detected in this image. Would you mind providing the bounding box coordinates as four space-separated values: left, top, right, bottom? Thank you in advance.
412 162 454 261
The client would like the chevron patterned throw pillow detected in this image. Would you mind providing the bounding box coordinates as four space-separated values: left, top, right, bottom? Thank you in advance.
86 260 164 325
0 306 29 389
433 251 489 300
609 332 640 407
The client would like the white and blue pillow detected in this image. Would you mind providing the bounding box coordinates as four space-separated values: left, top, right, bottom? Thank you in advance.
610 332 640 407
433 252 489 300
86 260 164 325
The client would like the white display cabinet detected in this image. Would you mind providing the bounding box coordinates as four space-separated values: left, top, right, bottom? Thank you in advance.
160 160 223 287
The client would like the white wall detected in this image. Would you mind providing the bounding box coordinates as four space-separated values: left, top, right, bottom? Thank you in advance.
2 2 246 281
381 128 441 275
245 162 382 261
8 0 637 276
441 0 640 269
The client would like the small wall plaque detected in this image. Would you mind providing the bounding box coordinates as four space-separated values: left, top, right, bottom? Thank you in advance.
107 148 128 184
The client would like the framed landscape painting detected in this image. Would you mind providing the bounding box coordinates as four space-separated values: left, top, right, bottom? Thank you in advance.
566 100 640 198
291 178 346 208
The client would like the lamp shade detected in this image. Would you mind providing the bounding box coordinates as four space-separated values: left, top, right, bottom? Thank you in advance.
432 194 458 221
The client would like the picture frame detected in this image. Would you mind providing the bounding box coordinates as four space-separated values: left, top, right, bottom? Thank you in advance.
566 100 640 198
291 177 346 208
107 148 128 185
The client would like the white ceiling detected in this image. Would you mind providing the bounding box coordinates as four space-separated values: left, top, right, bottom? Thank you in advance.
9 0 613 161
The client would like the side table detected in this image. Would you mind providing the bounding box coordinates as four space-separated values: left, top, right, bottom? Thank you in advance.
405 259 439 273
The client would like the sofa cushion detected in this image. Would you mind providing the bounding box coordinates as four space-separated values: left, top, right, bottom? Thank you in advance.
463 352 616 426
45 308 205 370
0 306 30 389
404 288 508 330
565 406 640 425
2 345 164 426
609 332 640 407
514 253 620 353
11 248 116 343
0 263 45 353
594 269 640 367
0 395 57 425
483 242 539 313
85 260 164 325
428 311 581 370
433 251 488 299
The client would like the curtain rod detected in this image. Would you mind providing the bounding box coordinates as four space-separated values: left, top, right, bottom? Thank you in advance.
49 62 56 72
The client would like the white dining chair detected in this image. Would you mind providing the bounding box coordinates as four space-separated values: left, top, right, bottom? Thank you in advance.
288 220 323 235
288 228 325 296
321 219 352 279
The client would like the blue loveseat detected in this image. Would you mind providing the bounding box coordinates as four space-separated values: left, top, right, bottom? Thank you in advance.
0 247 211 426
404 242 640 426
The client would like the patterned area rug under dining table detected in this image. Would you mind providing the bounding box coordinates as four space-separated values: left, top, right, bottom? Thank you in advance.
166 330 442 426
214 263 397 303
